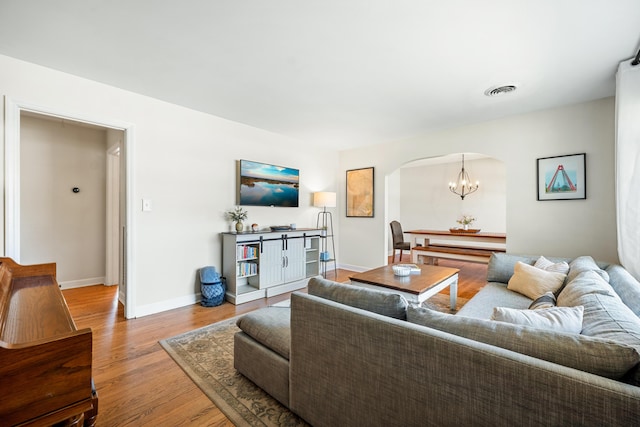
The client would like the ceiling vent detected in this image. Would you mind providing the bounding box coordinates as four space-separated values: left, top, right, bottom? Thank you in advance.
484 84 517 97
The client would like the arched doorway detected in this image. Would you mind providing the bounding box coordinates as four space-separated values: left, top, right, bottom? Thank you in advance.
386 153 506 257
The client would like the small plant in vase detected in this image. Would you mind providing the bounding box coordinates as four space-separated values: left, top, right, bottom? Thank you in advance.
456 215 476 231
226 206 248 232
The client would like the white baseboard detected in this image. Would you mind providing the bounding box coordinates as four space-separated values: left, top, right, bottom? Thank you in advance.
337 263 368 273
59 276 105 289
135 293 200 318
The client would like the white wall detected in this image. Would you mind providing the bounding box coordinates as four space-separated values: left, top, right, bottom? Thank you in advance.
0 54 339 317
340 97 617 270
20 115 107 286
400 157 506 232
386 169 401 253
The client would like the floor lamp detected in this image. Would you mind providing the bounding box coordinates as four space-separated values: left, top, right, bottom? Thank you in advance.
313 191 337 279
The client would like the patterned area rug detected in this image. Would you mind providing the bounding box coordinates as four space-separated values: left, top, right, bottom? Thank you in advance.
159 293 467 426
160 316 308 427
423 292 470 314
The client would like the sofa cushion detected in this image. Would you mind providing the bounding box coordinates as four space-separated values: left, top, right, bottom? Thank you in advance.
558 270 640 347
566 255 610 284
606 264 640 318
455 282 532 319
534 255 570 275
407 305 640 380
507 261 566 300
491 306 584 334
309 277 408 320
236 307 291 359
558 270 640 385
528 291 557 310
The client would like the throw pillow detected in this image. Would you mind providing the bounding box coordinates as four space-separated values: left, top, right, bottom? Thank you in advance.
528 291 557 310
507 261 567 300
491 306 584 334
486 253 539 284
534 255 570 275
407 305 640 380
308 277 408 320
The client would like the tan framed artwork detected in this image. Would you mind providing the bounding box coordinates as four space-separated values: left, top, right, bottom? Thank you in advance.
346 167 374 217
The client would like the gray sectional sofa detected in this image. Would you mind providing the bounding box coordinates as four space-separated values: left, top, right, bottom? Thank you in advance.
234 253 640 426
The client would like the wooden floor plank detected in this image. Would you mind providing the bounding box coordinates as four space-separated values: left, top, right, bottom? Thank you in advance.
61 257 486 425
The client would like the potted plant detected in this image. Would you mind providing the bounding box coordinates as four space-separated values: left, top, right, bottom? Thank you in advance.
456 214 476 230
226 206 248 232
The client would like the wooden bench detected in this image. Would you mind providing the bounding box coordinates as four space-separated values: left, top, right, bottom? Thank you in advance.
0 257 98 426
412 244 506 265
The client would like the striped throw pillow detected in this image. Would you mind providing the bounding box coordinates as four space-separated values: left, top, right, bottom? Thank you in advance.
529 291 557 310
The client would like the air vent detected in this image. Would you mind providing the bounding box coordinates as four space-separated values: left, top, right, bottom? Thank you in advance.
484 85 517 97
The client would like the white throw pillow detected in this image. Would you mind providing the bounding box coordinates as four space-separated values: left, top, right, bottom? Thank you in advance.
534 255 570 275
507 261 567 300
491 306 584 334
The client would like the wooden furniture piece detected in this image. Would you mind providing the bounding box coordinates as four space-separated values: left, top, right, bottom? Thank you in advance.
389 221 411 262
222 229 323 304
349 264 459 309
0 257 97 427
406 229 507 264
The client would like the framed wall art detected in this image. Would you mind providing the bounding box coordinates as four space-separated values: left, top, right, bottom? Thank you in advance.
536 153 586 201
346 167 374 217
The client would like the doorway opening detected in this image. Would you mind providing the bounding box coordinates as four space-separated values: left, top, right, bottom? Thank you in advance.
385 153 506 256
4 97 137 318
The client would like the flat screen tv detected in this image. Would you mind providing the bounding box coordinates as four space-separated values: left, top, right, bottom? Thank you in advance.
238 160 299 207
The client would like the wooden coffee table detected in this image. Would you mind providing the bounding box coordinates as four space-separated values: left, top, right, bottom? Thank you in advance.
349 264 459 309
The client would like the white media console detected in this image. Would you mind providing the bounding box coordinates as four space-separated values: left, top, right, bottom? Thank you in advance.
221 229 323 304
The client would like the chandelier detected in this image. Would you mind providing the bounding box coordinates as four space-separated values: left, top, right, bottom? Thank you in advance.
448 154 479 200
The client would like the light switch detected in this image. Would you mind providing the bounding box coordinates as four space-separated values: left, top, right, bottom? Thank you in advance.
142 199 152 212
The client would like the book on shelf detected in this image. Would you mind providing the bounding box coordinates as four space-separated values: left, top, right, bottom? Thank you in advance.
237 244 258 260
236 261 258 277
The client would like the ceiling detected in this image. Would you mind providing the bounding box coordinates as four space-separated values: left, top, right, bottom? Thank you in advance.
1 1 639 151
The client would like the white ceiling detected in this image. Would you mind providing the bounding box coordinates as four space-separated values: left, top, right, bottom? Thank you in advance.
1 1 639 150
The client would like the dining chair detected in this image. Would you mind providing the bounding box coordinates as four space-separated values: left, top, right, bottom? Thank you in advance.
389 220 411 263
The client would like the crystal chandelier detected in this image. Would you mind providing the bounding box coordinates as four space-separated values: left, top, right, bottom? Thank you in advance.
448 154 479 200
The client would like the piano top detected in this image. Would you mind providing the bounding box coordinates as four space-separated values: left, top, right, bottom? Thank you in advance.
2 275 77 345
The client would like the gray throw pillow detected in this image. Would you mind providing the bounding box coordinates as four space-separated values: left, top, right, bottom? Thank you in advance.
308 277 408 320
606 264 640 318
486 253 539 284
407 305 640 380
529 291 557 310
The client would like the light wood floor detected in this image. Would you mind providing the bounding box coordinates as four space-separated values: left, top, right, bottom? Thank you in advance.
62 257 486 426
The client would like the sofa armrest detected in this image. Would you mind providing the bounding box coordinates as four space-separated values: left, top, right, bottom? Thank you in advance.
289 292 640 427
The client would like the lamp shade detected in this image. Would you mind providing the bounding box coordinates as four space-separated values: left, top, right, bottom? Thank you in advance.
313 191 337 208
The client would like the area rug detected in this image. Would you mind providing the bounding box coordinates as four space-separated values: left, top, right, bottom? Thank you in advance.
160 316 308 427
159 294 467 426
423 292 470 314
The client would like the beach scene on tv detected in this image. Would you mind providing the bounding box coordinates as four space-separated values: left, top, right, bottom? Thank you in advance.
239 160 299 207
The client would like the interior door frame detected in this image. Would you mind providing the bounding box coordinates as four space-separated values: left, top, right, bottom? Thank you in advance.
4 96 138 319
